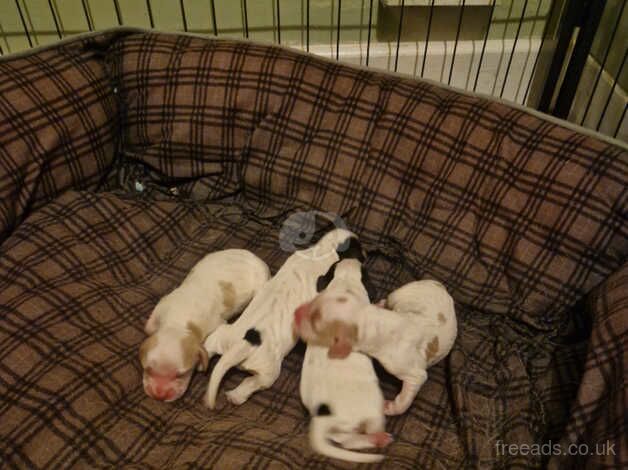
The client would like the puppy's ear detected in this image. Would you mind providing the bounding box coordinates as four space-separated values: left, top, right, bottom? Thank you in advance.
327 323 357 359
197 346 209 371
139 336 156 368
144 310 160 335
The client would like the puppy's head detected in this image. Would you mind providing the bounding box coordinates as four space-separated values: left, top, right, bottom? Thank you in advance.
139 322 209 401
293 287 364 359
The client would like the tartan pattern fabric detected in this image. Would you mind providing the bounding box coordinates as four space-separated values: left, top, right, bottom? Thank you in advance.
0 32 121 244
0 30 626 468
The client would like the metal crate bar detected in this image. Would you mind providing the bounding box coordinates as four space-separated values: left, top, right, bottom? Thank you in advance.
48 0 62 39
276 0 281 44
14 0 32 48
614 103 627 138
596 47 627 131
500 0 529 98
420 0 435 77
113 0 123 26
210 0 218 36
394 0 405 72
448 0 466 85
179 0 188 32
242 0 249 38
580 0 627 125
81 0 93 31
306 0 310 52
365 0 373 66
473 0 496 91
336 0 342 60
523 0 556 104
145 0 155 28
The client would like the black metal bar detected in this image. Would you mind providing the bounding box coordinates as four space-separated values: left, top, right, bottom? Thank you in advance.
448 0 466 85
540 0 605 116
145 0 155 28
522 0 556 104
500 0 529 98
306 0 310 51
242 0 249 38
595 48 628 131
210 0 218 36
473 0 496 91
113 0 122 25
81 0 93 31
276 0 281 44
614 102 627 138
420 0 435 78
336 0 342 60
14 0 32 48
580 0 627 125
179 0 188 31
48 0 62 39
365 0 373 66
394 0 405 72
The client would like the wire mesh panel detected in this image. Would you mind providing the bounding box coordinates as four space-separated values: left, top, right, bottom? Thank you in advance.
0 0 625 142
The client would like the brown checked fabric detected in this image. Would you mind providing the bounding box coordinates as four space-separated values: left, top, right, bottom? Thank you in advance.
0 31 122 244
0 30 626 469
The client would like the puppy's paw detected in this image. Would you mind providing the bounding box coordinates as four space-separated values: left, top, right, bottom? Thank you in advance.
368 432 393 448
203 392 216 409
383 400 403 416
225 389 247 406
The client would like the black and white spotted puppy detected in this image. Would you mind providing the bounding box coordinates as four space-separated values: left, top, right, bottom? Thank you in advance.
295 279 457 416
139 249 270 402
203 228 360 408
296 258 391 463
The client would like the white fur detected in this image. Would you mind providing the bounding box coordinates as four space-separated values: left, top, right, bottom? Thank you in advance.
296 279 457 416
300 259 390 463
203 229 355 408
140 249 270 401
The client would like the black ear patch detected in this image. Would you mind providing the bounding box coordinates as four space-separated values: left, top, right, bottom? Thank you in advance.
317 261 339 292
336 236 365 263
361 265 378 302
244 328 262 346
316 403 332 416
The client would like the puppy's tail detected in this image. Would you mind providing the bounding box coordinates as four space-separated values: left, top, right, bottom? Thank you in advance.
309 417 384 463
205 340 253 409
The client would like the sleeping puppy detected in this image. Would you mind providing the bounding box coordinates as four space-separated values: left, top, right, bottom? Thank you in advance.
294 279 457 415
297 258 392 463
203 228 359 409
139 249 270 402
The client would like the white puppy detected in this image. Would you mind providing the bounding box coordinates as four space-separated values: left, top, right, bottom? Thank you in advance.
139 249 270 401
203 228 359 409
294 279 457 415
297 258 392 463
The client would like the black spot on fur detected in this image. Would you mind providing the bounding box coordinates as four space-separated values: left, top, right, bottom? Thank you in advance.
361 265 378 302
336 236 365 263
317 261 339 292
244 328 262 346
316 403 332 416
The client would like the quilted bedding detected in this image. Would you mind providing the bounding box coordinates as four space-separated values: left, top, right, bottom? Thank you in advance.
0 29 626 469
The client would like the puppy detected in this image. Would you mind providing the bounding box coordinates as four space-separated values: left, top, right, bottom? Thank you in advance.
295 279 457 415
203 228 359 409
297 258 392 463
139 249 270 401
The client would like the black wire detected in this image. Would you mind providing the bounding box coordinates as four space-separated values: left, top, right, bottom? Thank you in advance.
394 0 405 72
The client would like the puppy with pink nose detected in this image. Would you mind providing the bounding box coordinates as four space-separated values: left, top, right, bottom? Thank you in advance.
139 249 270 401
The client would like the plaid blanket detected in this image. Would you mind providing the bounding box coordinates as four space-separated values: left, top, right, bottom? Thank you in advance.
0 29 626 469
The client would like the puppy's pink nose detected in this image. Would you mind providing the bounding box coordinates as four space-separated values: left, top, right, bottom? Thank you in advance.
152 385 175 401
294 303 310 327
